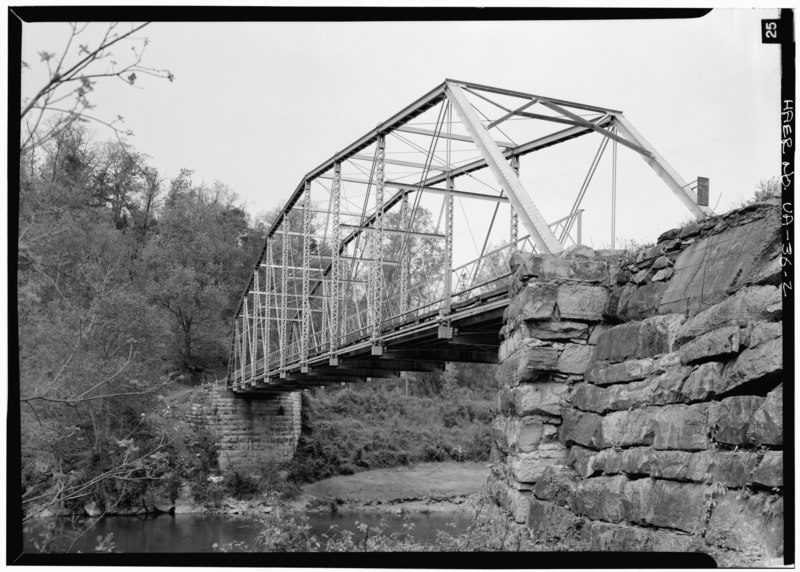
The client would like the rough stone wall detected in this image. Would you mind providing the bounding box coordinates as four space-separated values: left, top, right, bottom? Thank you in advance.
187 382 302 470
490 201 784 560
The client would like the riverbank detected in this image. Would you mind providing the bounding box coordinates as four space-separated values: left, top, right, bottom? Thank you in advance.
295 461 489 514
172 461 490 517
30 460 490 520
22 462 504 553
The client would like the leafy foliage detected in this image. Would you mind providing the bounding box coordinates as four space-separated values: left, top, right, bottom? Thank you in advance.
18 125 258 518
287 383 493 483
16 26 497 523
212 491 526 552
141 172 253 375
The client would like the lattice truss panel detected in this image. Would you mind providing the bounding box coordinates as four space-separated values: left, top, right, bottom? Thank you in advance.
229 80 709 390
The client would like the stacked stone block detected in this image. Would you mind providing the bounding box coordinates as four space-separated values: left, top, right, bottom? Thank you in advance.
489 245 614 519
187 382 302 471
491 200 784 561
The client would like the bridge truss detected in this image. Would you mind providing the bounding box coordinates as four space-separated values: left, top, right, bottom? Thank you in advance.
228 80 710 394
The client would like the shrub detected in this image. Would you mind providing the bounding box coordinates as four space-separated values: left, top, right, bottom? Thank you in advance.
225 470 260 498
286 385 493 483
219 457 300 500
752 177 780 203
192 478 226 507
212 492 527 552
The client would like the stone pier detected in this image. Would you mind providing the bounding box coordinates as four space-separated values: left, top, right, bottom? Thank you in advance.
187 382 301 470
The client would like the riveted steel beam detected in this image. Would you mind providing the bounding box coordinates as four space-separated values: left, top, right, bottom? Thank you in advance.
399 192 410 315
330 163 341 358
394 124 515 148
443 176 454 315
319 174 510 202
382 348 499 364
279 221 289 372
241 301 250 386
612 114 709 219
393 184 510 203
305 367 401 378
446 81 562 254
264 239 273 372
450 78 622 114
251 268 259 381
361 358 443 372
418 118 611 189
340 224 445 240
373 136 386 345
350 153 445 171
539 100 651 157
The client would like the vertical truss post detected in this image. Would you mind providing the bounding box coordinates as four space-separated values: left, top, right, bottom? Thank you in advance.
611 129 618 249
399 192 410 315
443 176 454 315
264 239 272 377
251 270 259 384
320 281 328 349
301 183 311 372
233 319 241 389
446 81 562 254
611 114 708 219
280 219 289 375
365 232 373 336
372 136 385 346
510 156 519 251
240 304 249 386
330 163 341 363
226 340 234 388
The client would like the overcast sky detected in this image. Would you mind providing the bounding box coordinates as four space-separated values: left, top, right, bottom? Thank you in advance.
20 9 782 248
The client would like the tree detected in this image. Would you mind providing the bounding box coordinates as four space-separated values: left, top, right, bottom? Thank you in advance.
20 21 173 156
17 128 175 520
141 174 252 376
381 206 446 310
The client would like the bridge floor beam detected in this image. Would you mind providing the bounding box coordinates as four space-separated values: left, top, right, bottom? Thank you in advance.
302 367 401 378
340 358 444 372
382 348 499 364
286 373 395 383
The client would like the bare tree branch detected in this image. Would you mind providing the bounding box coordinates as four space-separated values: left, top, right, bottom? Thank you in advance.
21 380 175 405
20 22 173 156
21 22 149 120
22 435 171 521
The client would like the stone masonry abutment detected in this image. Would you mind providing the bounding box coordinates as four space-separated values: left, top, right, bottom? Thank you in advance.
187 384 301 470
489 201 784 560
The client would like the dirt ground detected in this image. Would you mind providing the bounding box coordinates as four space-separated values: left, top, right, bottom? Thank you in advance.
298 461 490 513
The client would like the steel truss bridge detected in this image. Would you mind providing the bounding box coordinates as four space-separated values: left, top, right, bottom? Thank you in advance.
228 80 710 394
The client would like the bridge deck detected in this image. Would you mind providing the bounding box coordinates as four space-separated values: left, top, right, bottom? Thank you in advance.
233 284 508 395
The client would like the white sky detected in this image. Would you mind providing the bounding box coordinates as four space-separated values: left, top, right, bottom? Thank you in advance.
19 9 782 249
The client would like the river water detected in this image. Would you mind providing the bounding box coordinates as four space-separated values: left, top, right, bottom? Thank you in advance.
23 510 474 553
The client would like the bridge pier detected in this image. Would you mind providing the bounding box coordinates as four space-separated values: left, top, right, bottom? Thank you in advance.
188 382 301 471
